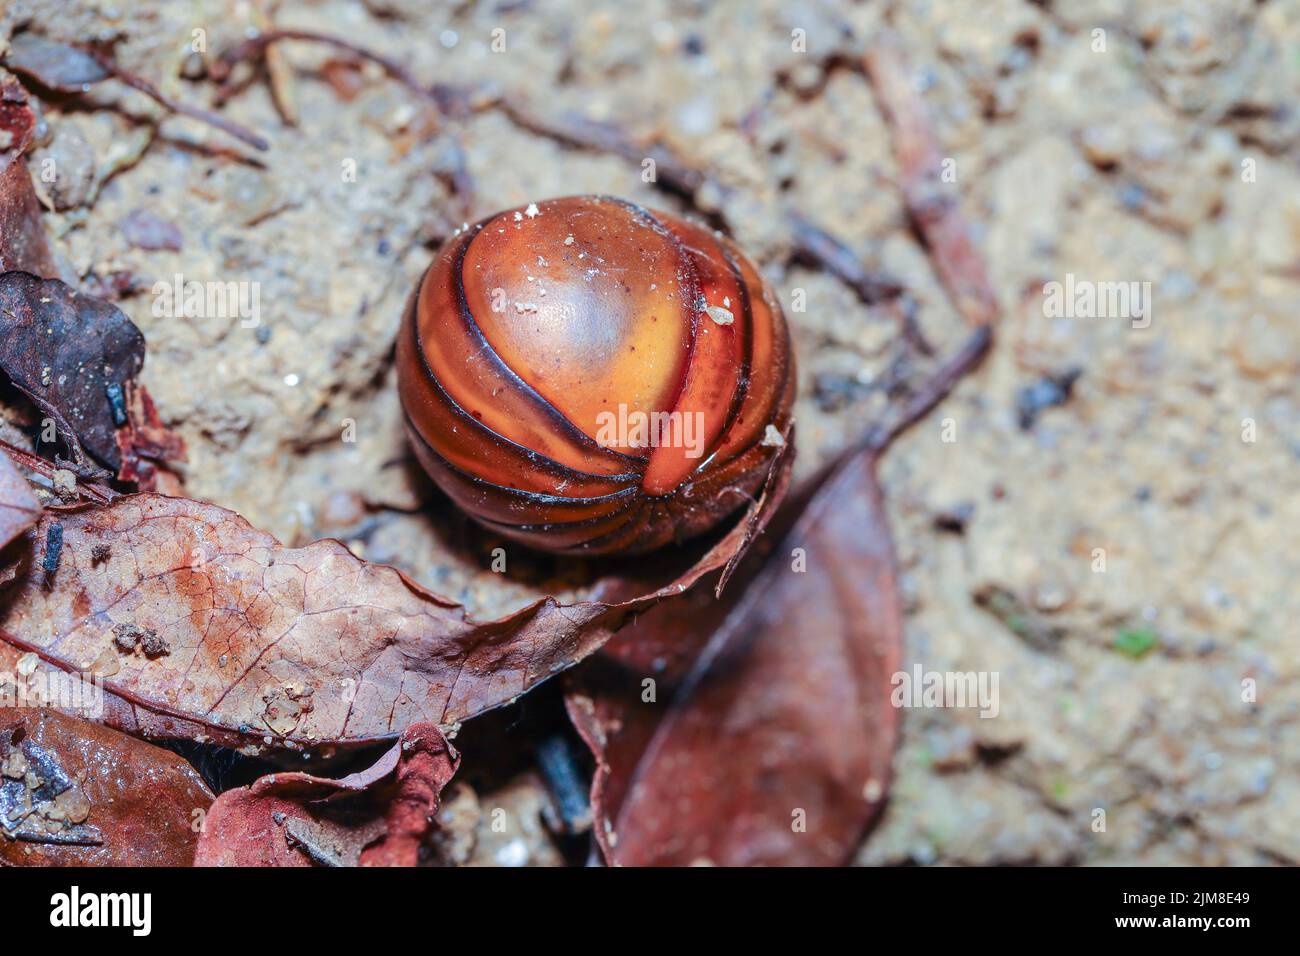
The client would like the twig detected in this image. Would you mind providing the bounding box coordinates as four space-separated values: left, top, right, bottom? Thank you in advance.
212 29 434 106
87 50 269 152
788 212 904 305
882 295 936 357
863 323 992 456
862 38 999 329
808 36 1003 453
496 97 714 200
535 734 593 835
0 438 118 504
210 29 476 211
492 99 919 338
252 0 299 126
790 217 933 352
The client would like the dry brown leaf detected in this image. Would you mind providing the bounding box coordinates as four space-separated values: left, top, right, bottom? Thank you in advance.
0 708 212 866
567 449 903 866
0 450 786 754
0 272 145 475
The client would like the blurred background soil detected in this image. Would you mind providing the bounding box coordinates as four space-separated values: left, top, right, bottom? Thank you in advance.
2 0 1297 864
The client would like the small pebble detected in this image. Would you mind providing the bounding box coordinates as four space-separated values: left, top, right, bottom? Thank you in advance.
52 469 77 499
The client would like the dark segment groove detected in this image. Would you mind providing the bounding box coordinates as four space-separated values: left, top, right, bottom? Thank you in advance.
410 307 642 488
454 218 645 468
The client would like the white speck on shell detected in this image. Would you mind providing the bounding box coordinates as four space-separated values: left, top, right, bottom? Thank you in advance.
705 305 734 326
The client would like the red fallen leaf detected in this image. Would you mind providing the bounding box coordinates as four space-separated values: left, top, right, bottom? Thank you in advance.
195 722 458 867
0 74 58 278
0 707 213 866
0 449 40 551
0 449 787 754
114 380 186 493
566 448 903 866
0 72 37 154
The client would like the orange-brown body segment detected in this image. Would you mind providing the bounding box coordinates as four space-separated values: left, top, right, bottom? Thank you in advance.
397 195 794 555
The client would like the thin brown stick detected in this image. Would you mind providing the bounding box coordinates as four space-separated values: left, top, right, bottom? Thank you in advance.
862 38 999 329
210 29 476 209
493 100 914 326
87 50 269 151
788 212 904 305
212 29 434 106
883 295 936 356
495 97 713 199
0 439 118 504
252 0 299 126
863 323 992 456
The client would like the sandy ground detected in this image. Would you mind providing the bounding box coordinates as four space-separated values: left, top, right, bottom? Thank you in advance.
3 0 1298 864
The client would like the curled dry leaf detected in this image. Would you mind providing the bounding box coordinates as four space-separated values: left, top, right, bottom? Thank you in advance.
0 272 144 474
0 88 184 488
0 707 213 866
0 451 786 754
195 723 458 867
0 449 40 551
0 272 184 487
566 448 903 866
114 380 186 493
